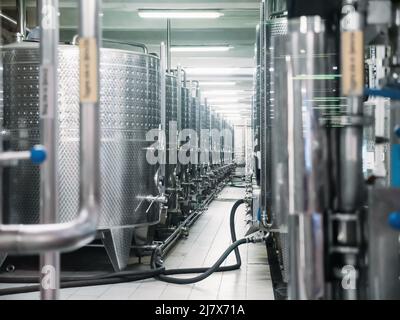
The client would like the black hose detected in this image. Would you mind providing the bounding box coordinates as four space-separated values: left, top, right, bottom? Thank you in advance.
0 199 247 294
151 199 245 284
0 267 166 284
153 238 247 284
0 268 165 296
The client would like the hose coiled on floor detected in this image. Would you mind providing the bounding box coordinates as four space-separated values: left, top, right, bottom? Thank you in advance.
150 199 246 284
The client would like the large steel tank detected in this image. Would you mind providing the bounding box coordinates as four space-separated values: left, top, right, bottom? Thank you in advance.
268 15 290 282
2 42 161 270
270 14 338 286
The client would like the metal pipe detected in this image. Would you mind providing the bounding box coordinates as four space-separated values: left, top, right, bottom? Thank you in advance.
39 0 60 300
160 42 167 194
338 0 365 212
0 151 30 163
0 0 101 255
102 39 148 54
177 65 183 132
167 19 171 72
332 0 365 300
286 16 326 300
259 0 268 226
262 0 272 226
16 0 27 41
0 12 32 32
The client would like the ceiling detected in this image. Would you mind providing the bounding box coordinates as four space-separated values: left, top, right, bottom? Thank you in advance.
1 0 260 122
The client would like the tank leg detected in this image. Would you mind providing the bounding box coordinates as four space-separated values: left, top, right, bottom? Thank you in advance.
0 254 7 268
101 228 134 272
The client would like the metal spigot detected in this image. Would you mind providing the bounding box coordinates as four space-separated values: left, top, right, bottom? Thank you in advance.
135 194 168 213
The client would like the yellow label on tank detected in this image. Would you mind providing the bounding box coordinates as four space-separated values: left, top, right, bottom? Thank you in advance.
79 37 98 103
341 31 364 96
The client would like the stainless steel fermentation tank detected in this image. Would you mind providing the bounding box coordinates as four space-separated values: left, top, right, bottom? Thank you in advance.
269 13 340 298
266 15 290 282
2 42 161 271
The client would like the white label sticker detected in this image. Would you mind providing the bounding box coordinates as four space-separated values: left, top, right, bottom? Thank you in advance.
39 64 55 119
79 37 98 103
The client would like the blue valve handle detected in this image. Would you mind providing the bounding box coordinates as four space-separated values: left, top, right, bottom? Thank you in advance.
395 126 400 138
388 212 400 231
30 145 47 164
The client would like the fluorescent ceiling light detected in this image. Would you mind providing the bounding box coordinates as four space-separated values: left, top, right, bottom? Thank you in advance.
216 110 250 115
138 10 224 19
204 90 250 96
200 81 237 86
211 104 251 109
171 45 232 52
207 97 252 103
207 98 242 103
186 67 255 76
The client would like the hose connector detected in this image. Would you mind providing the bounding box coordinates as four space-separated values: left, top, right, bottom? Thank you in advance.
246 232 269 243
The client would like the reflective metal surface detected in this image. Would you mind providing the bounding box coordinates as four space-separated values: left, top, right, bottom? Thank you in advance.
2 43 161 229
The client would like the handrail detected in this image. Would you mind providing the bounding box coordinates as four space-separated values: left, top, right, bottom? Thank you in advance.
103 39 148 54
72 36 148 54
0 12 31 33
0 0 101 254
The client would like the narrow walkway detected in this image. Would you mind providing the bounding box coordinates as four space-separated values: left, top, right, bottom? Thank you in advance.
0 186 274 300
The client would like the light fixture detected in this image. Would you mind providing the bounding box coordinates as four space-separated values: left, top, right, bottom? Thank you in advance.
204 90 250 96
209 96 252 102
200 81 237 86
186 67 255 76
138 10 224 19
215 110 251 116
207 98 240 103
171 45 232 52
211 104 251 109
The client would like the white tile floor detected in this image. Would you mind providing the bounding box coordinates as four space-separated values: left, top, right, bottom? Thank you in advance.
0 186 274 300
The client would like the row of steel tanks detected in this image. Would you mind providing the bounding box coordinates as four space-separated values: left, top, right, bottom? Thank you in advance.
164 77 235 225
1 40 235 271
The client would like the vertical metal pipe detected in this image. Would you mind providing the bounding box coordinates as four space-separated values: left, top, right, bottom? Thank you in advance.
339 3 365 212
335 0 365 300
36 0 40 27
160 42 167 194
166 19 171 72
259 0 265 209
286 16 326 300
177 65 182 132
263 0 271 225
16 0 27 41
38 0 101 300
78 0 101 231
38 0 60 300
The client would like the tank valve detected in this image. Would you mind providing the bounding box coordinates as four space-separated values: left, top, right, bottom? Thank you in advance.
135 195 168 213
